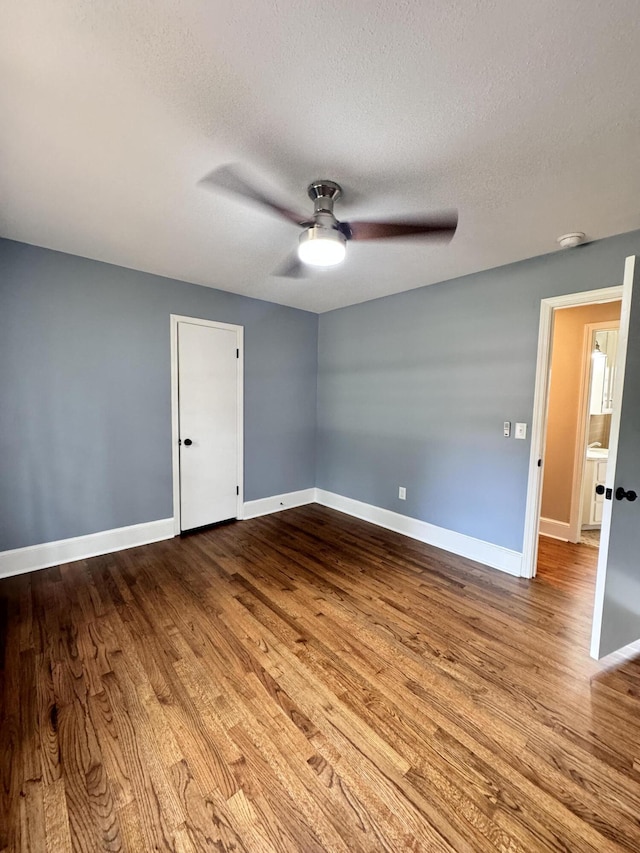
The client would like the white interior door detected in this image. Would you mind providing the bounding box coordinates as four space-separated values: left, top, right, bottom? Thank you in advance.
591 255 640 658
177 320 241 531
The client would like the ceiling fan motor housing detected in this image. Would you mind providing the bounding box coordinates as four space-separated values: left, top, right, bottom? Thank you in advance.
308 180 342 215
297 180 347 266
299 183 347 266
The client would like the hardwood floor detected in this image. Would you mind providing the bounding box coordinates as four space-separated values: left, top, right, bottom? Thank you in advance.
2 505 640 852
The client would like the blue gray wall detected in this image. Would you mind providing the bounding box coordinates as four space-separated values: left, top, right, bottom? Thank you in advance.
4 229 640 557
317 230 640 553
0 239 318 551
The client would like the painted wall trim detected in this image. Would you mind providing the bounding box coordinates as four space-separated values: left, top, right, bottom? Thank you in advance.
0 489 521 579
0 518 175 580
315 489 522 576
539 517 571 541
243 488 316 520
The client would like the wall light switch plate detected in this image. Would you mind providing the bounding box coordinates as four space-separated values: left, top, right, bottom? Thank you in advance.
398 486 406 500
503 421 511 437
515 422 527 440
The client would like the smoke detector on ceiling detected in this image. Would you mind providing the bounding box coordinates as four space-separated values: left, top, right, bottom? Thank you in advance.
557 232 586 249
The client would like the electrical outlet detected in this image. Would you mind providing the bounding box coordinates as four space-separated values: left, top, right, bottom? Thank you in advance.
515 422 527 440
398 486 406 500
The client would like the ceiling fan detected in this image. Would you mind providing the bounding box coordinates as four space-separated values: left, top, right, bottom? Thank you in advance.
199 164 458 276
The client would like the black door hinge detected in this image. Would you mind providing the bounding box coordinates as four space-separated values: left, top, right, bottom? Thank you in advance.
236 348 239 358
236 486 239 495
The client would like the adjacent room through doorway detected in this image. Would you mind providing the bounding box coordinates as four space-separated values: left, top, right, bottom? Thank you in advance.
538 299 622 578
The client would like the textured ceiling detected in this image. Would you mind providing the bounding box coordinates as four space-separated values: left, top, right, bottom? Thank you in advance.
1 1 639 312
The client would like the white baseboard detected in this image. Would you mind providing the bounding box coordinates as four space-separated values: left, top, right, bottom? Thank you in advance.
0 518 175 580
243 488 316 520
1 489 524 581
314 489 522 576
539 517 571 541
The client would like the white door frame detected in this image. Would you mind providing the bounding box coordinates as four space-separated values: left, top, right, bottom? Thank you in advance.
520 286 622 578
170 315 244 535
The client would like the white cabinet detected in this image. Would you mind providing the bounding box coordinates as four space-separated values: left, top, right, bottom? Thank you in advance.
589 330 618 415
582 458 607 527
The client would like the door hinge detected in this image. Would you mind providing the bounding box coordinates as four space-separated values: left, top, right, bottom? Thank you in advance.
537 458 542 467
236 348 239 358
236 486 239 495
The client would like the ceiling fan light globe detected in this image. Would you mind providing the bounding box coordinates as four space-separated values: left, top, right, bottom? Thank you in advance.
298 226 346 267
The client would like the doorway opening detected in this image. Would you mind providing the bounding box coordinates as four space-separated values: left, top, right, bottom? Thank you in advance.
533 307 621 600
538 305 621 570
523 256 640 660
520 285 623 582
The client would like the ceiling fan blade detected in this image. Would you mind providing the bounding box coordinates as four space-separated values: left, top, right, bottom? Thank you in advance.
343 212 458 242
272 252 307 278
199 164 307 226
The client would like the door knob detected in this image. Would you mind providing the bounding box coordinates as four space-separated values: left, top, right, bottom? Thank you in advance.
183 438 193 446
615 486 637 501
